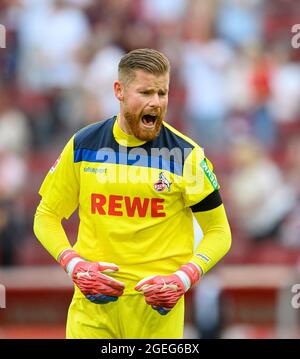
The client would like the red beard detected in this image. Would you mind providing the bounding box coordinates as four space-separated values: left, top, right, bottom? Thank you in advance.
124 111 163 141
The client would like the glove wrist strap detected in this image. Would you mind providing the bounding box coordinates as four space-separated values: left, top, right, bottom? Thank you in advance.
174 270 191 292
58 249 82 274
66 257 84 277
176 262 201 292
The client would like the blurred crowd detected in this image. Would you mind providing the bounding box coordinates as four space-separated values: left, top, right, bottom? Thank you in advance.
0 0 299 266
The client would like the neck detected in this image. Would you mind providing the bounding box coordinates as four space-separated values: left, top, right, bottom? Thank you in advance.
113 114 146 147
117 111 132 135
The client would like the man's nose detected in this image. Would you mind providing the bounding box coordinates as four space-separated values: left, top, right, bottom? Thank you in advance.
148 93 160 107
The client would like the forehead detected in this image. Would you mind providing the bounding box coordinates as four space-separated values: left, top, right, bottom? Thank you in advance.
128 69 169 89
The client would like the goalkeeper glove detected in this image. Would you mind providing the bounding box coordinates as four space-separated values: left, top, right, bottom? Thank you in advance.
135 262 201 315
59 249 125 304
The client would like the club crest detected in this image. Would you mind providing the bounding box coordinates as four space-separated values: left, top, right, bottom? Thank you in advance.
154 172 172 192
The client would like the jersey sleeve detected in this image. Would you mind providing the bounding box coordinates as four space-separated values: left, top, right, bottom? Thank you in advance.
183 147 231 274
39 135 79 219
182 146 222 211
192 205 231 274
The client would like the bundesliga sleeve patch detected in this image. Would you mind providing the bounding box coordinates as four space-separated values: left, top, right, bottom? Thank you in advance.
200 159 219 190
50 154 62 173
196 253 211 263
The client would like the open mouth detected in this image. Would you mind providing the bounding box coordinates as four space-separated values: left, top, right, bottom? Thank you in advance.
141 114 157 128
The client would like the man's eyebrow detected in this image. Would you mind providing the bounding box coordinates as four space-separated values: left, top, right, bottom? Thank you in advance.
138 87 168 92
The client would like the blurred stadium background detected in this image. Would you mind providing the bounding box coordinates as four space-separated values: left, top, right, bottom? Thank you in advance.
0 0 300 339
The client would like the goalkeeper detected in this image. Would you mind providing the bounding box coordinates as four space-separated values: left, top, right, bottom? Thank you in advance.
34 48 231 339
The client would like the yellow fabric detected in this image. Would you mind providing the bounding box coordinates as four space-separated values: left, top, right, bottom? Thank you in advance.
113 115 147 147
66 294 184 339
34 117 229 296
191 205 232 274
33 201 71 259
182 146 220 206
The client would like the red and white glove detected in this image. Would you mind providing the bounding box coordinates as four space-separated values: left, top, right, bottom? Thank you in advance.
135 262 201 315
59 249 125 304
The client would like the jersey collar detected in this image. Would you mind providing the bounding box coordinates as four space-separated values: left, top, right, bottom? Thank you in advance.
113 114 147 147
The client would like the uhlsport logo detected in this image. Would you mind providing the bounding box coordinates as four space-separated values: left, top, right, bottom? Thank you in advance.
0 283 6 308
0 24 6 48
291 24 300 49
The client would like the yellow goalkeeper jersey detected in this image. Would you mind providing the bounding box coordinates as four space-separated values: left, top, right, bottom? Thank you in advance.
38 116 222 295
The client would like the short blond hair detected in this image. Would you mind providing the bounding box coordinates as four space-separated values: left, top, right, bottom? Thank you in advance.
118 48 170 83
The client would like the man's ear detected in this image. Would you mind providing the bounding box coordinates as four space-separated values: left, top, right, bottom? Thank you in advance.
114 80 124 101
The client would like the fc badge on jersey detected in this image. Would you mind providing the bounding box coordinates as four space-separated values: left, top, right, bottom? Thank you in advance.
154 172 172 192
50 154 62 173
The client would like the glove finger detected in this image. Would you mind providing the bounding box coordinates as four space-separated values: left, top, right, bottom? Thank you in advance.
145 292 180 307
146 295 179 307
96 272 125 289
138 282 161 293
136 276 180 293
98 262 119 273
144 282 184 297
135 275 156 291
142 287 181 302
89 279 125 296
142 283 176 296
144 289 181 300
78 278 124 297
88 286 124 297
